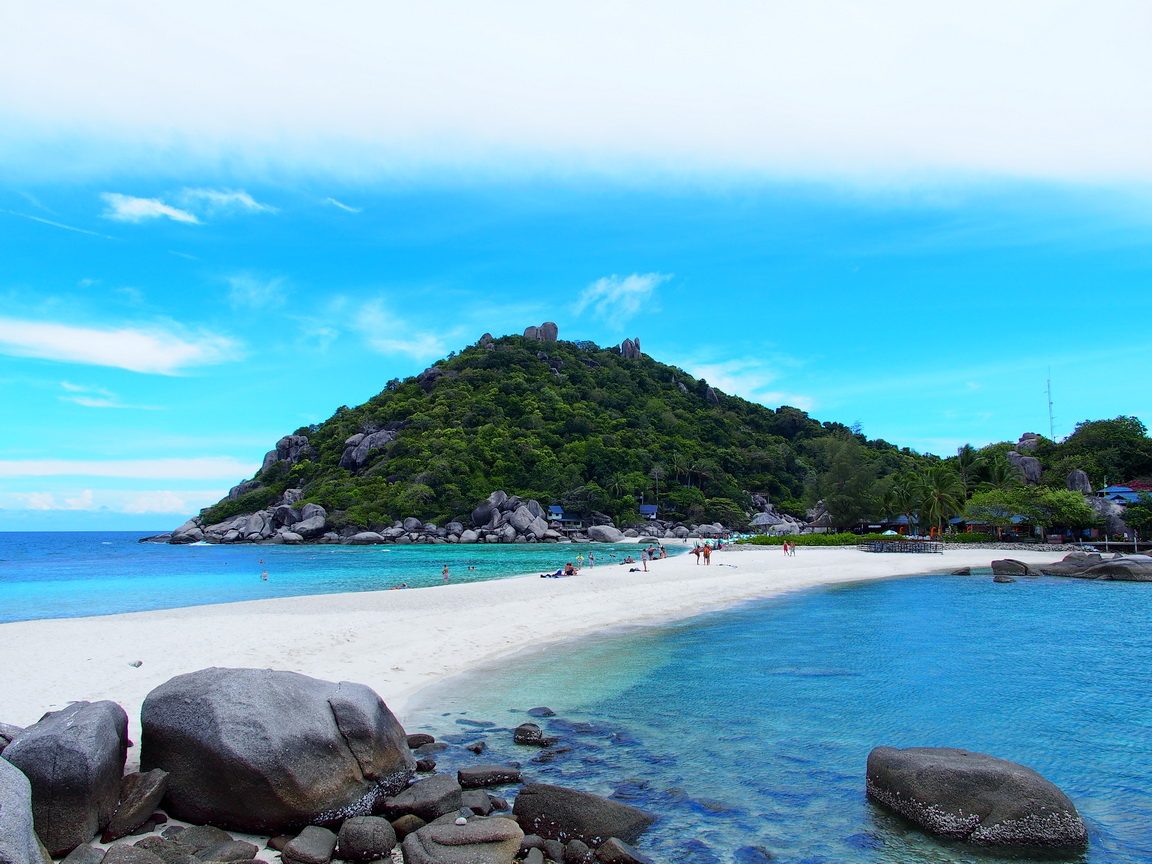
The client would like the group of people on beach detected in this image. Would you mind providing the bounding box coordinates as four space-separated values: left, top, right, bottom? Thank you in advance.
781 540 797 556
691 540 721 565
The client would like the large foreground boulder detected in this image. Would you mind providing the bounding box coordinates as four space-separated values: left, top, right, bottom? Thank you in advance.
0 758 52 864
866 746 1087 849
140 668 414 833
3 701 129 856
512 783 655 846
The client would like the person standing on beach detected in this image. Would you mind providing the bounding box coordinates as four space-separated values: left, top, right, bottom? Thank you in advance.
692 544 702 564
588 552 595 568
442 564 450 582
703 544 712 565
576 553 584 571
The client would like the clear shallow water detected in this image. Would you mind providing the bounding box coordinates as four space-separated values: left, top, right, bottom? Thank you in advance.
408 573 1152 864
0 532 660 622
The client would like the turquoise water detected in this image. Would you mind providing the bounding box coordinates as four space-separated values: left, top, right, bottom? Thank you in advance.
407 573 1152 864
0 532 659 623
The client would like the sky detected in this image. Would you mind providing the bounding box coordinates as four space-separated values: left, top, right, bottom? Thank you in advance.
2 1 1151 530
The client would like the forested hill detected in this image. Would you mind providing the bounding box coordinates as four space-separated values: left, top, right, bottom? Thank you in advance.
201 332 921 530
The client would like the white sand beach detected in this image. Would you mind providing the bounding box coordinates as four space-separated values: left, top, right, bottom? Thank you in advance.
0 545 1061 762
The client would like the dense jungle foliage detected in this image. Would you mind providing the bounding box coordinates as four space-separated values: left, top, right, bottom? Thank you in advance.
200 334 1152 533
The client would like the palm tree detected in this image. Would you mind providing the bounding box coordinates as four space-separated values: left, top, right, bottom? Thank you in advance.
920 465 966 535
889 472 922 533
669 452 688 486
981 458 1021 492
649 465 664 502
954 444 984 495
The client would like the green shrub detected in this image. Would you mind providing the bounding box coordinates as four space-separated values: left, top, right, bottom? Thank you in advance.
943 532 993 543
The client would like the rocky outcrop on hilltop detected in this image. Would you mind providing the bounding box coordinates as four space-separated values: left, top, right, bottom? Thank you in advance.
619 338 641 359
523 322 559 342
261 435 316 474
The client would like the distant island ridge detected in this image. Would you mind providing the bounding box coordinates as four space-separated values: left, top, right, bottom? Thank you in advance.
153 324 1152 549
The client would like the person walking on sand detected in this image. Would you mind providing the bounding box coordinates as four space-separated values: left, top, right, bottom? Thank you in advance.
442 563 450 582
703 544 712 565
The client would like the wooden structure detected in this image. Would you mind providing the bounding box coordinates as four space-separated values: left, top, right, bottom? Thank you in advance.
858 538 943 554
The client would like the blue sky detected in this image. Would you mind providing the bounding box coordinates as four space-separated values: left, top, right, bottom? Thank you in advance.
2 2 1151 530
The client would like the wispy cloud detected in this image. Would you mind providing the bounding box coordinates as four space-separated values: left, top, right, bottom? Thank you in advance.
23 490 94 510
3 209 113 239
227 273 286 309
324 197 361 213
574 273 671 325
59 381 158 409
0 457 255 480
101 193 199 224
169 250 200 261
181 187 275 215
0 317 241 374
7 488 225 514
354 299 451 359
685 356 815 412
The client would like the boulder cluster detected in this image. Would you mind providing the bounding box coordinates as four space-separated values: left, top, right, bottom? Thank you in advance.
160 489 742 547
0 668 656 864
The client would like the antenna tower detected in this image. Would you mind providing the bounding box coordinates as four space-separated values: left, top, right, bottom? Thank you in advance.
1046 368 1056 440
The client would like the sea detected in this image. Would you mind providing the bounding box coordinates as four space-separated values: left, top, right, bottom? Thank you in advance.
3 533 1150 863
0 531 654 623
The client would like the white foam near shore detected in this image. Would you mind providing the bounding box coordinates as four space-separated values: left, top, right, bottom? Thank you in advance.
0 546 1061 765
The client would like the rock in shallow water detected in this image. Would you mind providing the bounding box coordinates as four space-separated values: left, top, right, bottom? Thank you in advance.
865 746 1087 849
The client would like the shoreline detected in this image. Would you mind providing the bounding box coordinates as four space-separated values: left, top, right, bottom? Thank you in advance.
0 546 1062 764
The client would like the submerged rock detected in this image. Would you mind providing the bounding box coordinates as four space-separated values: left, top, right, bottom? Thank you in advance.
866 746 1086 849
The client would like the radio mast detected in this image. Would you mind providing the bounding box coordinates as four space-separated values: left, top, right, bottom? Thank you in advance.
1046 368 1056 440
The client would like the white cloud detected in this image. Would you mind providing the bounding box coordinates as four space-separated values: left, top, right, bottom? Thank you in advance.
0 317 241 374
685 357 816 412
354 300 451 359
3 4 1152 183
0 457 256 480
4 488 226 514
25 492 58 510
181 187 275 214
123 490 189 514
227 273 285 309
574 273 671 324
58 381 157 409
64 490 95 509
324 197 362 213
101 193 199 224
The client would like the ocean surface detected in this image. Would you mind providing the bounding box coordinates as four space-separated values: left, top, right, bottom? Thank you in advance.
407 573 1152 864
0 532 660 623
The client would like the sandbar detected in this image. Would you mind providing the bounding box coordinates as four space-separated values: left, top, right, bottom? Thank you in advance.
0 545 1059 764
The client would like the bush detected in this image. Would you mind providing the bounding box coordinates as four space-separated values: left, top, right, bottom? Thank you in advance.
942 532 993 544
740 532 864 547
